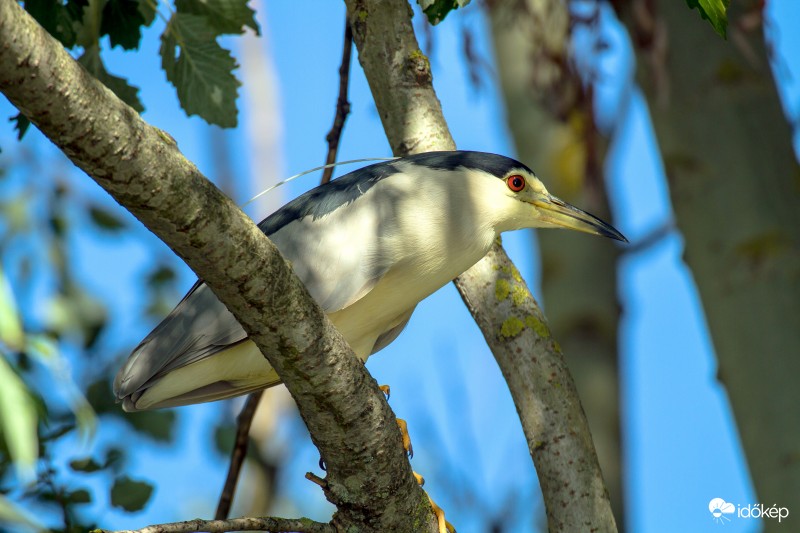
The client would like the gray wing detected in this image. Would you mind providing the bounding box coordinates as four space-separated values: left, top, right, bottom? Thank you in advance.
114 281 247 398
115 174 402 400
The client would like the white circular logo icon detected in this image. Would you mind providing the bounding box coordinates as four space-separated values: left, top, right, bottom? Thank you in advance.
709 498 735 524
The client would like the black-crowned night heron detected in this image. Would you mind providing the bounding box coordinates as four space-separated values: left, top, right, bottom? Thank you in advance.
115 151 625 411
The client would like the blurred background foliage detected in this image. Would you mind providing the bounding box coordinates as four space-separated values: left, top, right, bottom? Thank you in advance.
0 142 186 531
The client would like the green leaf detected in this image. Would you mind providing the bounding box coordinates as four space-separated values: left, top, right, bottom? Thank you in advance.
25 334 97 439
78 47 145 112
685 0 729 38
110 476 153 512
101 0 146 49
147 264 176 288
24 0 81 47
175 0 260 36
1 192 31 233
48 212 67 238
160 13 241 128
69 457 103 473
138 0 157 26
126 410 176 442
10 114 31 141
67 488 92 504
72 0 104 48
418 0 471 25
0 267 24 352
86 378 116 414
87 205 126 231
104 447 125 470
0 352 38 479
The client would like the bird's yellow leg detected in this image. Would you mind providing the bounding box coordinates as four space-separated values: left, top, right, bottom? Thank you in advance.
382 386 452 530
396 418 413 458
426 489 456 533
411 471 454 533
378 384 412 457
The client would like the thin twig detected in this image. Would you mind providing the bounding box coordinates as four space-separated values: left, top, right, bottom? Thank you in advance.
42 455 73 531
624 219 676 255
215 391 264 519
320 19 353 184
95 516 335 533
305 471 328 488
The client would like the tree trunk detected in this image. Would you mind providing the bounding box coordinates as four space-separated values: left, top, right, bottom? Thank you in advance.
620 1 800 525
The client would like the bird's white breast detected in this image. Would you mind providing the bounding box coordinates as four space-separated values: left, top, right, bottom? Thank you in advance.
322 169 502 358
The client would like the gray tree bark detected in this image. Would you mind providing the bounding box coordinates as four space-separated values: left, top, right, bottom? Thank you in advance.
0 1 436 531
344 0 617 530
488 0 625 526
619 1 800 527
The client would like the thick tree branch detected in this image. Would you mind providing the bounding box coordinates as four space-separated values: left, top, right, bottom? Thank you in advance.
0 1 432 531
344 0 616 530
488 0 625 526
96 516 335 533
455 241 615 531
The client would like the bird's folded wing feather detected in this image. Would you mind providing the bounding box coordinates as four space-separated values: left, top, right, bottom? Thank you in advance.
258 168 400 313
114 281 248 397
115 177 399 399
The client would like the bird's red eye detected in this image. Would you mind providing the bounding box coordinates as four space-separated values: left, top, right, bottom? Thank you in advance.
507 174 525 192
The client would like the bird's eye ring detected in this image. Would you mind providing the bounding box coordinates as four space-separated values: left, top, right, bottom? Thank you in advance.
507 174 526 192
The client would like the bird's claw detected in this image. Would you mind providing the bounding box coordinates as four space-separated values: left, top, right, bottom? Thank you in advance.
396 418 413 458
379 384 391 400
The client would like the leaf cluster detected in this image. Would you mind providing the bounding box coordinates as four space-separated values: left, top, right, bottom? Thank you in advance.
417 0 471 25
15 0 260 135
685 0 729 38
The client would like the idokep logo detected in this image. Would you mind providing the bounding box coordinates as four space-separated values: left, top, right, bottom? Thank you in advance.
709 497 790 525
709 498 735 524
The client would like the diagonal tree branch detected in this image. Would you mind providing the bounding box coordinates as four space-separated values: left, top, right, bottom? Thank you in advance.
343 0 616 530
488 0 626 526
0 1 435 531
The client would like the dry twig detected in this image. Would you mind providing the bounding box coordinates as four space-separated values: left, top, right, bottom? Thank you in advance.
215 391 264 519
321 20 354 184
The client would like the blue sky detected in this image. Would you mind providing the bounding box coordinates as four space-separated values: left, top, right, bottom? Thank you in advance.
1 1 798 532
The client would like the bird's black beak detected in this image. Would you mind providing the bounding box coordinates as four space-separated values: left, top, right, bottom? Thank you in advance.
531 195 628 242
